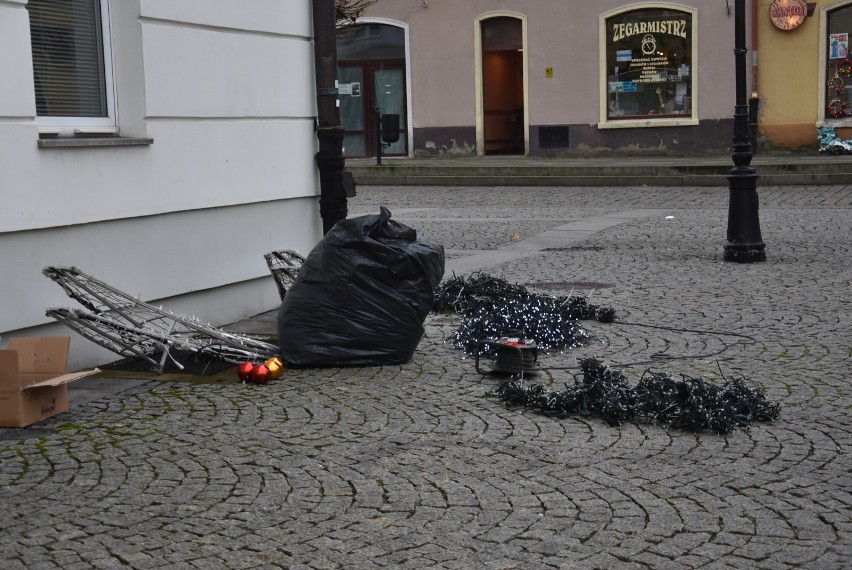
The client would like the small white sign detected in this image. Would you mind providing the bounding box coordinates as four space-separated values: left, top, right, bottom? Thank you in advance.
616 50 633 62
338 83 352 96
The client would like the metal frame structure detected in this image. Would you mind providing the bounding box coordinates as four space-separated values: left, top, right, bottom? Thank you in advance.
44 266 279 373
263 249 306 301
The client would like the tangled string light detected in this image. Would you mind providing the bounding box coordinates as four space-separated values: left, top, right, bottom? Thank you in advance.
496 357 781 434
433 273 615 354
818 126 852 154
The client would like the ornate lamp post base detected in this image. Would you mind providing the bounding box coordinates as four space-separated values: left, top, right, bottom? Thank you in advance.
724 242 766 263
724 162 766 262
724 244 766 263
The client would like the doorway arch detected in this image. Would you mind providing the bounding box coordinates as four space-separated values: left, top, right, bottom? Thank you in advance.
475 12 529 155
337 19 412 158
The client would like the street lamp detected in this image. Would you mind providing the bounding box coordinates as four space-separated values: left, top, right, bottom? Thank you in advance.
724 0 766 262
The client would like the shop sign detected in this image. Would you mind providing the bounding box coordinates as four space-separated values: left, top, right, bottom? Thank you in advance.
611 19 687 43
770 0 807 31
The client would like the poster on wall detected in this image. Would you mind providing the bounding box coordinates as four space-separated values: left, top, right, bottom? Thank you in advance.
830 33 849 59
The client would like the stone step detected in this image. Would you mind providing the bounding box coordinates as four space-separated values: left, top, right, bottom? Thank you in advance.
345 155 852 186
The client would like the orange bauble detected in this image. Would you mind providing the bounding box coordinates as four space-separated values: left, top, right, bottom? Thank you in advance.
263 357 285 378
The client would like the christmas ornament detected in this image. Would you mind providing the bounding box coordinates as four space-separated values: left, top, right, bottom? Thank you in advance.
828 75 844 93
263 357 285 378
237 362 255 383
828 98 846 119
251 364 271 385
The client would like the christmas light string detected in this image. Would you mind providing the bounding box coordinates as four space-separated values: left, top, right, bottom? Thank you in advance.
495 358 781 434
433 273 614 354
433 273 781 433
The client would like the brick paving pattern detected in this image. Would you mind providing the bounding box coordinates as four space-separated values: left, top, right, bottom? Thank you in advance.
1 184 850 569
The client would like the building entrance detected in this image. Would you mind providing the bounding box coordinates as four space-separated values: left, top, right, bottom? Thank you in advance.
481 17 525 155
338 24 408 158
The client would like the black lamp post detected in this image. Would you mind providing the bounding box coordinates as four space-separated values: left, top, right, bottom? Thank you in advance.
724 0 766 262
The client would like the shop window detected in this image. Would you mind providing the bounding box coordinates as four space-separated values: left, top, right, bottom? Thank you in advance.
27 0 116 134
602 6 694 123
826 5 852 120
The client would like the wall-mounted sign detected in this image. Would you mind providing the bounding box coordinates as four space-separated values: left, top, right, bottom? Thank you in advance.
770 0 807 31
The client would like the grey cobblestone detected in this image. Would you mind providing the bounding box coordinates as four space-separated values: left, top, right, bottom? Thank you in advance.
1 183 850 568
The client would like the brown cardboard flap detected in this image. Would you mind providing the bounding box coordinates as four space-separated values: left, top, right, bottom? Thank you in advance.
21 369 100 390
7 337 69 375
0 350 21 390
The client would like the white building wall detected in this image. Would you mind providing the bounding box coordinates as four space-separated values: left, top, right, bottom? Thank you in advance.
0 0 323 369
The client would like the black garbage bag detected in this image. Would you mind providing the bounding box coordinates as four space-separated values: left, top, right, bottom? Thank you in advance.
278 206 445 367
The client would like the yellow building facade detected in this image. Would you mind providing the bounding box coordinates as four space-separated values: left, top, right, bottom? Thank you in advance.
758 0 852 149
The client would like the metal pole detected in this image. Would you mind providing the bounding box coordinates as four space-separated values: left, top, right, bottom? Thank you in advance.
724 0 765 262
312 0 347 234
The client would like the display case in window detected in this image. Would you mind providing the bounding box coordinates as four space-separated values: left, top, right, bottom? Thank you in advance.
604 7 693 121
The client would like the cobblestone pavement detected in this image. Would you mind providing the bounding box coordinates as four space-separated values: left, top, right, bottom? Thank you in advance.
2 184 850 569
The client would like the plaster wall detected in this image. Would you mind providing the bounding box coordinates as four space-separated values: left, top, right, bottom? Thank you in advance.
363 0 737 129
756 0 852 150
0 0 322 367
756 0 823 149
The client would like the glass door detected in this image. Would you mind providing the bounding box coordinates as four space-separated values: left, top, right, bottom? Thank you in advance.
338 63 407 158
340 66 365 157
373 66 406 155
337 23 408 158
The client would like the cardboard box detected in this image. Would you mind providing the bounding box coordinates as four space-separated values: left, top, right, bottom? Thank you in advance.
0 337 98 428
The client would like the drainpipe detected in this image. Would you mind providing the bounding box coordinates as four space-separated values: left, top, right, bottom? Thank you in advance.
749 0 760 154
312 0 349 234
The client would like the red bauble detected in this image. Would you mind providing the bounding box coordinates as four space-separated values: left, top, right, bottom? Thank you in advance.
251 364 271 385
237 362 255 383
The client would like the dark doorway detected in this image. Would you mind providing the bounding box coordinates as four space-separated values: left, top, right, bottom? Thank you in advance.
481 17 524 155
337 24 408 158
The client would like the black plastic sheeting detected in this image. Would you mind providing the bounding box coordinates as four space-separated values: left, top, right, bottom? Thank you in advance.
496 357 781 434
278 207 444 367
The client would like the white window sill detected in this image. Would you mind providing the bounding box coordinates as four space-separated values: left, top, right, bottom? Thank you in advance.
597 118 699 129
817 119 852 128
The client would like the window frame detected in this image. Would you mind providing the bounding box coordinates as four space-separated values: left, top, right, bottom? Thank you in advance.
29 0 118 136
598 3 698 129
819 0 852 126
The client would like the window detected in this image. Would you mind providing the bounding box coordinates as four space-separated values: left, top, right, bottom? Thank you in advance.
27 0 116 134
602 7 695 125
826 5 852 120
